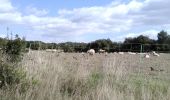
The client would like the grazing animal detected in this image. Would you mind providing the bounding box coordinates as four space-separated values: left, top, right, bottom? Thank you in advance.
46 49 57 52
128 52 136 55
98 49 105 53
152 51 160 57
145 54 150 58
87 49 95 55
118 52 124 55
150 67 164 72
150 67 154 71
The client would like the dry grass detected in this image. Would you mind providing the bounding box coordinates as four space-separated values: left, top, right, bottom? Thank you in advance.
1 51 170 100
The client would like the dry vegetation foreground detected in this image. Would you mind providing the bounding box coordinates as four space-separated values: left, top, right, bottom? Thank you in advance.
1 51 170 100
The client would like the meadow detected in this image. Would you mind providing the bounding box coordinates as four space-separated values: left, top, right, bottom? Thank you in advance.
1 51 170 100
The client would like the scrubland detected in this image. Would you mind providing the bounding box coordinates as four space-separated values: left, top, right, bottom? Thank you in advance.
1 51 170 100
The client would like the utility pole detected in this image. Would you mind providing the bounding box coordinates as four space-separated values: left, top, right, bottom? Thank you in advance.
140 44 143 53
38 41 41 50
10 31 13 40
6 27 9 40
29 43 32 53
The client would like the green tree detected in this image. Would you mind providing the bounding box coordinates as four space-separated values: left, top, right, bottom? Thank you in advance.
156 30 170 52
157 30 168 44
124 35 154 44
123 35 155 52
0 35 31 91
136 35 154 44
5 34 26 62
87 39 113 52
0 38 7 49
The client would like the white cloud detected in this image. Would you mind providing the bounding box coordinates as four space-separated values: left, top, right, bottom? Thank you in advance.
126 30 159 39
0 34 6 38
131 0 170 26
0 0 14 13
0 0 170 42
0 0 22 24
25 6 48 16
0 12 22 24
115 29 160 41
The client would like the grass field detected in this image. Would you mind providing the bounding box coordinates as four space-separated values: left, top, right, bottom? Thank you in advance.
1 51 170 100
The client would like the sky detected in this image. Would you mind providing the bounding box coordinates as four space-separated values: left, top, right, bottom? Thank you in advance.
0 0 170 43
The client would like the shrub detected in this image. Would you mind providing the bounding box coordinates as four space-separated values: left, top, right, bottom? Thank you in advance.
4 34 26 62
0 35 31 93
0 61 26 88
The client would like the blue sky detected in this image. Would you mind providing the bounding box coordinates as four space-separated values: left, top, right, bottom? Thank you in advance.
12 0 114 10
0 0 170 43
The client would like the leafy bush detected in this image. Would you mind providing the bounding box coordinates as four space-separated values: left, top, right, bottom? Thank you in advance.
4 35 26 62
0 35 31 93
0 61 26 88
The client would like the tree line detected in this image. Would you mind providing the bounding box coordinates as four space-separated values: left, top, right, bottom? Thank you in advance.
0 30 170 53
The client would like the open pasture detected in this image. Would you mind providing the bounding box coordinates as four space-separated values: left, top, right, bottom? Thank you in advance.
2 51 170 100
23 51 170 77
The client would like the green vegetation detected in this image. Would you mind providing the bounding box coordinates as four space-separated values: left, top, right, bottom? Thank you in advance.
0 30 170 53
0 50 169 99
0 30 169 100
59 72 103 98
4 35 26 62
0 62 25 88
0 35 32 94
87 72 103 89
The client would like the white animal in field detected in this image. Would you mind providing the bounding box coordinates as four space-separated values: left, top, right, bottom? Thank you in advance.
144 54 150 58
57 49 64 53
128 52 136 55
87 49 95 55
113 52 118 54
152 51 160 57
118 52 124 55
46 49 57 52
98 49 105 53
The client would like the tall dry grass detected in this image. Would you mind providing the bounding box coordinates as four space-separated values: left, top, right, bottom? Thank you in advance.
1 51 170 100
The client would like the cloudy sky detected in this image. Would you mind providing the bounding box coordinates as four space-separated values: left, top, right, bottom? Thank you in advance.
0 0 170 43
